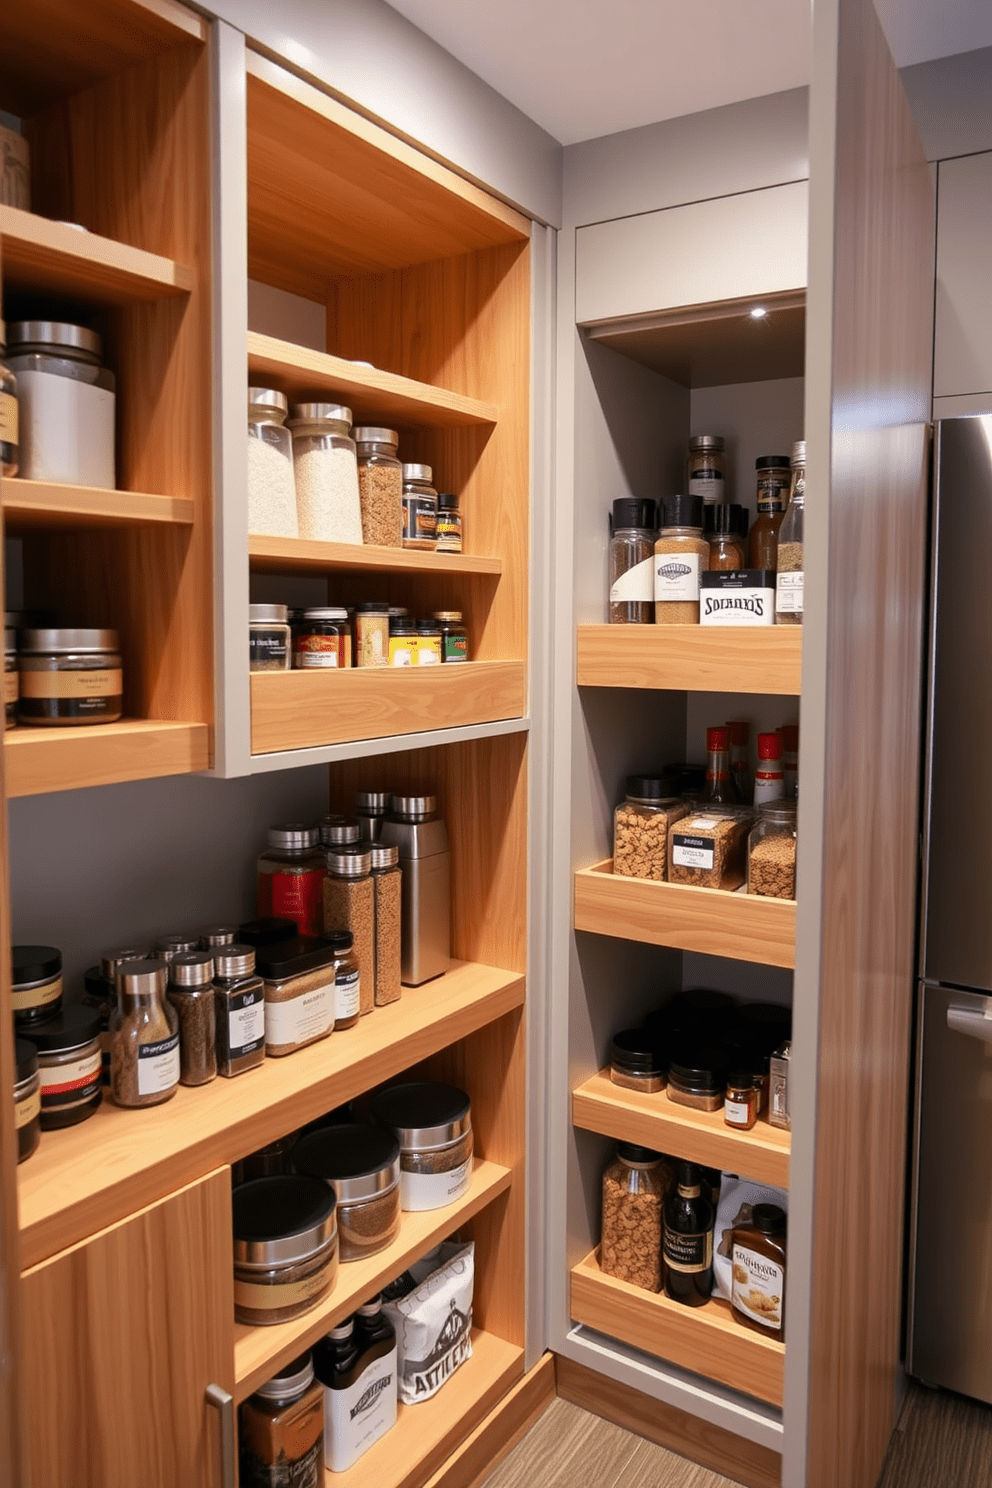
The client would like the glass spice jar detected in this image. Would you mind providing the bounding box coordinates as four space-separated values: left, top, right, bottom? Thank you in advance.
415 619 442 665
18 628 123 726
601 1143 668 1292
257 824 326 938
388 612 417 667
14 1038 41 1163
433 611 469 663
354 602 389 668
355 427 403 548
0 320 18 477
401 463 438 550
5 625 17 729
370 844 402 1007
255 936 336 1058
292 1123 402 1262
12 943 63 1027
214 945 267 1078
610 1029 668 1093
249 603 291 673
167 950 217 1087
776 440 806 625
323 848 375 1016
704 503 747 571
293 607 351 670
748 455 791 571
239 1351 324 1488
613 776 687 882
110 960 180 1109
748 802 798 899
654 494 709 625
368 1081 473 1212
608 497 657 624
435 493 463 553
725 1069 758 1130
319 815 360 849
232 1175 339 1326
323 930 361 1031
248 387 298 539
686 434 726 505
81 945 145 1086
289 402 362 545
32 1007 104 1128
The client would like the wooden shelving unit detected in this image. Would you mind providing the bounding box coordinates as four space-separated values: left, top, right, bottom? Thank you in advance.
0 204 193 304
574 861 796 969
570 1250 784 1408
249 532 502 578
2 478 195 533
4 719 210 799
576 625 802 695
573 1070 790 1188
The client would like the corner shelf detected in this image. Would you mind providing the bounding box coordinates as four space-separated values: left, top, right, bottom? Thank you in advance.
573 1070 790 1189
248 533 502 578
576 624 802 695
235 1158 512 1399
0 204 194 304
4 720 210 799
17 960 525 1268
571 1249 784 1408
2 478 195 533
574 861 796 969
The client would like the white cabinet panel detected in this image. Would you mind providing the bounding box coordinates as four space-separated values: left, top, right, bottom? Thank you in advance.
575 179 808 326
934 152 992 399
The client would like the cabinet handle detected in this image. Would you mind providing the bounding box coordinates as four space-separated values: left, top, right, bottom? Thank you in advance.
946 1003 992 1043
205 1382 236 1488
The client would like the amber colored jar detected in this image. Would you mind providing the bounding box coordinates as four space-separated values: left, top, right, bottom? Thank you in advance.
724 1070 758 1130
239 1351 324 1488
731 1202 787 1340
748 456 791 570
704 504 747 571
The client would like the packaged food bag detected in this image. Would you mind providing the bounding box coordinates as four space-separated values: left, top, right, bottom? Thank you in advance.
382 1241 474 1403
712 1174 788 1301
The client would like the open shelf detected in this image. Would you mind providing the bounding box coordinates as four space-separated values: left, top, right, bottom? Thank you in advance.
251 661 526 756
17 960 525 1267
574 861 795 969
0 205 194 305
2 478 195 533
235 1158 512 1399
571 1249 784 1408
248 533 502 579
576 625 802 696
4 719 210 799
573 1070 790 1188
248 332 498 430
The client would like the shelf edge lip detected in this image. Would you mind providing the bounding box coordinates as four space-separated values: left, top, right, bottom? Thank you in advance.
0 203 194 299
4 720 211 798
247 533 502 576
1 478 196 529
249 714 531 772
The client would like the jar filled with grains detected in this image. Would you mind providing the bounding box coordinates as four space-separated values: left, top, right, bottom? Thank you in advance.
748 802 798 899
601 1143 670 1292
289 403 362 545
370 843 402 1007
257 824 326 938
401 464 438 550
355 427 403 547
255 936 336 1058
613 776 688 882
324 930 361 1030
654 494 709 625
292 1124 402 1261
167 950 217 1087
354 602 389 668
704 503 747 571
248 388 298 538
323 848 375 1016
249 603 291 673
669 806 753 891
110 960 180 1109
214 945 266 1077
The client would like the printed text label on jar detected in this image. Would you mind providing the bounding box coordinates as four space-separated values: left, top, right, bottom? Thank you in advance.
400 1156 472 1211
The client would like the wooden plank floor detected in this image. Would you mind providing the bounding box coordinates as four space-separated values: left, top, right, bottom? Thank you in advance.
876 1383 992 1488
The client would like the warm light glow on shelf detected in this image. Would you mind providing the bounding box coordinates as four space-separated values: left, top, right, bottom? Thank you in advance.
750 306 769 319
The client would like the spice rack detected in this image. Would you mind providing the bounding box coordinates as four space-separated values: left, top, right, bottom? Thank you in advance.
576 625 802 695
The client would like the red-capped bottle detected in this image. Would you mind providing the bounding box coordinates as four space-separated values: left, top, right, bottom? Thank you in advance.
780 723 799 799
754 733 785 806
703 726 734 804
726 720 751 803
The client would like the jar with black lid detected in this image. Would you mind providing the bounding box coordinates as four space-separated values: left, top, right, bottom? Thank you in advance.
435 492 462 553
293 607 351 670
324 930 360 1030
232 1175 339 1326
168 950 217 1087
19 628 123 726
613 776 687 882
608 496 657 624
238 916 297 948
81 945 145 1085
256 934 336 1058
32 1006 103 1128
12 943 63 1026
4 625 17 729
292 1123 401 1261
368 1081 473 1212
388 612 417 667
610 1029 667 1093
433 611 468 663
14 1038 41 1162
667 1044 729 1113
214 945 266 1078
648 987 736 1039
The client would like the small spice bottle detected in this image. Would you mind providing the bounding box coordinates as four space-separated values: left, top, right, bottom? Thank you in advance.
753 731 785 807
686 434 726 505
435 492 463 553
200 924 239 950
255 936 336 1058
415 619 442 665
433 611 469 663
214 945 266 1078
600 1143 668 1292
355 426 403 548
293 607 351 670
776 440 806 625
239 1351 324 1488
292 1123 402 1261
725 1069 758 1130
368 1081 473 1212
319 815 360 849
5 625 18 729
370 843 402 1007
110 960 180 1109
354 602 390 668
355 789 392 842
323 848 375 1017
257 824 326 938
388 612 418 667
19 628 123 726
613 775 687 882
609 497 657 624
12 943 63 1027
731 1202 787 1340
249 603 292 673
748 455 791 571
32 1007 104 1128
232 1175 339 1326
167 950 217 1087
81 945 145 1086
401 463 438 549
610 1029 668 1093
704 503 746 571
654 494 709 625
14 1038 41 1163
667 1044 729 1112
324 930 361 1031
152 932 199 965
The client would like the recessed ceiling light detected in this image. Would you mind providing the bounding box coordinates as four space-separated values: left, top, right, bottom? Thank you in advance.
750 306 768 320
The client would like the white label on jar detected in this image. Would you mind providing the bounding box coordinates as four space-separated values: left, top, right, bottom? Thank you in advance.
38 1047 101 1094
265 981 335 1048
324 1345 397 1473
20 668 122 699
17 368 116 487
229 995 266 1058
16 1086 41 1128
654 553 701 603
725 1098 751 1124
753 772 785 806
400 1155 472 1212
700 584 774 626
137 1033 180 1096
12 974 62 1012
297 650 339 667
776 570 804 614
0 389 18 443
335 968 360 1022
671 833 715 870
688 474 724 503
732 1242 784 1330
609 556 655 603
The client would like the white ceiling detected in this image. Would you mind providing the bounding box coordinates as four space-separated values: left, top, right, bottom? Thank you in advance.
384 0 992 145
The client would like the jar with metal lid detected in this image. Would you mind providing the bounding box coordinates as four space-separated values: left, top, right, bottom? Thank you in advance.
12 943 63 1026
18 628 123 725
256 935 336 1058
323 930 360 1031
110 960 180 1109
370 843 402 1007
613 776 687 882
667 1043 729 1112
776 440 806 626
401 463 437 550
239 1350 324 1488
355 426 403 547
293 1123 401 1261
320 814 360 848
7 321 115 486
415 619 442 665
354 601 389 667
725 1069 758 1131
248 387 298 538
168 951 217 1087
609 497 657 624
435 492 462 553
32 1006 103 1128
388 613 417 667
200 924 239 950
232 1175 339 1326
0 321 18 476
323 848 374 1016
289 402 362 544
214 945 266 1077
257 823 326 938
81 945 145 1086
152 932 199 964
601 1142 669 1291
14 1038 41 1163
356 790 392 841
4 625 17 728
368 1081 473 1212
433 611 468 663
748 801 798 900
610 1029 668 1093
748 455 792 570
686 434 725 505
293 607 350 669
250 603 291 673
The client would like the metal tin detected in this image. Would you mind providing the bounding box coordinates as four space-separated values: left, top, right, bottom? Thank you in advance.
252 1352 316 1404
370 843 400 870
389 795 436 821
215 945 257 978
152 933 199 963
293 1124 401 1204
12 943 63 1025
200 925 239 949
170 950 214 986
368 1081 471 1151
232 1176 338 1269
320 815 361 846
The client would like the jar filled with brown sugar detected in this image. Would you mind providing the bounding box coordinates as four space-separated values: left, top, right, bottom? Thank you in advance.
323 847 375 1016
239 1351 324 1488
370 843 402 1007
613 775 687 882
748 455 791 571
110 960 180 1109
292 1123 401 1261
654 494 709 625
610 1029 668 1093
355 426 403 548
232 1175 339 1326
601 1143 670 1292
748 801 798 899
368 1081 473 1212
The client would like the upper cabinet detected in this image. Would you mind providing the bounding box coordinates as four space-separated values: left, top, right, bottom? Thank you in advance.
933 150 992 402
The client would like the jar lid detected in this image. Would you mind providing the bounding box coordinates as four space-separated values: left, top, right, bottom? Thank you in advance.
354 601 389 614
610 1029 667 1076
706 726 729 752
152 933 199 958
402 463 432 481
624 774 678 803
390 616 416 634
199 925 239 948
9 321 101 356
20 628 119 654
116 958 168 997
303 607 348 621
254 934 338 980
327 847 371 877
354 426 398 446
238 917 298 947
267 823 319 850
757 731 782 760
616 1142 663 1164
388 607 409 618
661 493 703 529
390 794 436 820
755 454 791 470
248 387 288 415
703 504 738 537
689 434 723 451
727 720 749 746
356 790 392 811
323 930 355 956
416 621 440 635
733 506 750 539
432 611 463 623
370 844 399 869
728 1068 756 1090
328 1320 354 1340
611 497 656 530
293 1123 401 1202
253 1352 315 1404
27 1004 103 1051
368 1081 471 1149
170 950 215 987
232 1176 337 1267
289 402 352 425
437 492 459 509
321 815 361 845
100 945 146 980
214 945 257 978
12 945 62 984
791 441 806 465
15 1038 38 1082
752 1202 787 1234
249 603 288 624
357 1297 382 1317
668 1043 730 1094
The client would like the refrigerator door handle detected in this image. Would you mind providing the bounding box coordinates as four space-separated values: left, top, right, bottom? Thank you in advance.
946 1002 992 1042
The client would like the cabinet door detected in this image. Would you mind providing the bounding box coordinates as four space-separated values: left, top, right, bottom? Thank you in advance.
20 1168 234 1488
933 151 992 398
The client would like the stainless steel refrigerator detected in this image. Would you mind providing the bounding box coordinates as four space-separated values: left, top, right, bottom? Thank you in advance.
909 413 992 1399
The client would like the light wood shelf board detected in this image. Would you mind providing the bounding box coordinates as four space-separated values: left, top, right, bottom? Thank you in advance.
574 862 796 970
571 1250 784 1408
573 1070 790 1188
4 719 209 799
248 715 530 775
576 625 802 696
17 961 525 1268
235 1160 512 1399
251 661 526 755
326 1329 524 1488
248 533 501 578
248 332 498 429
2 478 195 532
0 205 194 304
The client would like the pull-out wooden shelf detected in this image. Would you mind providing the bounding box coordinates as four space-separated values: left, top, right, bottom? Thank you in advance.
571 1250 784 1408
2 478 195 533
4 720 210 798
576 624 802 695
0 205 194 304
248 533 502 578
573 1070 790 1189
574 861 796 969
251 661 526 755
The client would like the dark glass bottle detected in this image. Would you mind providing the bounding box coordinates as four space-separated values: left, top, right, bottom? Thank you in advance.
663 1160 714 1307
703 726 735 804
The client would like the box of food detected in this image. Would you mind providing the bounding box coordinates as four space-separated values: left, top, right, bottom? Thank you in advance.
700 570 775 626
668 807 752 890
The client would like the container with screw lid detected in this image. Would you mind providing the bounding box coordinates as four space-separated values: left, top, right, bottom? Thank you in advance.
200 924 239 949
110 960 180 1109
239 1350 324 1488
18 628 123 726
32 1006 103 1128
232 1175 339 1325
355 426 403 547
257 823 326 938
613 775 687 882
12 943 63 1026
293 606 351 670
323 930 360 1031
255 934 336 1058
248 387 298 539
610 1029 668 1093
433 611 468 663
369 1081 473 1211
370 843 402 1007
14 1038 41 1163
289 402 362 544
293 1123 401 1260
214 945 266 1077
435 492 462 553
249 603 291 673
323 847 374 1016
151 932 199 964
354 602 390 668
320 814 361 848
168 950 217 1087
355 790 392 842
7 321 115 486
668 1043 729 1112
686 434 725 505
401 463 437 550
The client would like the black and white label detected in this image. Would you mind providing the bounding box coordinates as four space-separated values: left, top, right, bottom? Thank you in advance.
671 827 718 871
732 1243 783 1330
610 556 654 603
700 587 774 626
655 553 701 603
137 1033 180 1096
228 988 265 1059
334 966 360 1022
664 1227 713 1274
688 470 724 504
776 571 803 615
324 1347 397 1473
400 1155 472 1213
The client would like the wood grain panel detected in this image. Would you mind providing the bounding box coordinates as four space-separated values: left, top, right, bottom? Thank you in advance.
3 478 194 532
574 862 796 969
248 533 501 578
573 1070 791 1188
4 720 209 798
20 1169 233 1488
570 1250 785 1408
576 625 802 696
555 1357 783 1488
421 1353 555 1488
0 204 192 304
